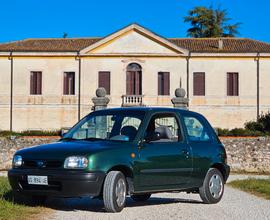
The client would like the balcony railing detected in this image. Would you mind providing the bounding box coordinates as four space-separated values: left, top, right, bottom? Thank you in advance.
121 95 144 107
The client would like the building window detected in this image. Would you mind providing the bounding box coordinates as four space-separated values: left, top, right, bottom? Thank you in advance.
126 63 142 95
193 72 205 96
30 71 42 95
63 72 75 95
227 72 239 96
158 72 170 95
98 71 110 95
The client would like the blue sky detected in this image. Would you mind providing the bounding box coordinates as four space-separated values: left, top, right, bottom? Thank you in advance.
0 0 269 43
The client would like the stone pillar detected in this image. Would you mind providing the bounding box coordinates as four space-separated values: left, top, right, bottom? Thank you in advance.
171 88 189 109
92 87 110 111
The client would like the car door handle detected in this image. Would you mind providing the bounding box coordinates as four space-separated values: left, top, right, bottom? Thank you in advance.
181 150 190 158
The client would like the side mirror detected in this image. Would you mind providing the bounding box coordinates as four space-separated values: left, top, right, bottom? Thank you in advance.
145 132 161 143
61 127 70 137
61 132 67 138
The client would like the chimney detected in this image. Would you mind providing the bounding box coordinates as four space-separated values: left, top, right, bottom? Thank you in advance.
218 38 223 50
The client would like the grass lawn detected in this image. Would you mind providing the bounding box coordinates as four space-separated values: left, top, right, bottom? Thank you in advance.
228 178 270 200
0 177 48 220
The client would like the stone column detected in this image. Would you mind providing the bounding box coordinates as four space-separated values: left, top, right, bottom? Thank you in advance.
92 87 110 111
171 88 189 109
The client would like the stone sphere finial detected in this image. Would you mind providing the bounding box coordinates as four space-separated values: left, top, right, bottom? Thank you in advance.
96 87 107 97
175 88 186 98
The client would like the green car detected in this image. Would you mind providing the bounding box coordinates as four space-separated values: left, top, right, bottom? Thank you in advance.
8 107 230 212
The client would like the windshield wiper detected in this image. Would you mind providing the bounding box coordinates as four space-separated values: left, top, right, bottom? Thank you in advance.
81 137 105 141
60 137 76 141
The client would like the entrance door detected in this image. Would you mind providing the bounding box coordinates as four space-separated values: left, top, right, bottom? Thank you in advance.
126 63 142 95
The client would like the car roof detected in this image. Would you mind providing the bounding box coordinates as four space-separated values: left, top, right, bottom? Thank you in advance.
94 107 200 116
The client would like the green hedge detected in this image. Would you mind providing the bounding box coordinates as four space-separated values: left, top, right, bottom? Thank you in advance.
216 128 266 137
216 112 270 137
0 130 61 137
245 112 270 132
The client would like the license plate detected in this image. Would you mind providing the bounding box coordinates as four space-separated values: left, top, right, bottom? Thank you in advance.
27 175 48 185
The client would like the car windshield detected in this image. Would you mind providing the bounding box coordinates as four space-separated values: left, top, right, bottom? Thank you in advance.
62 110 145 142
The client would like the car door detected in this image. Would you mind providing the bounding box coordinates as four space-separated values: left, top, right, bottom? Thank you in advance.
134 112 193 191
182 113 215 187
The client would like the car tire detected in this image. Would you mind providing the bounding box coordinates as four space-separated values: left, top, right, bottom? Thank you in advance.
199 168 224 204
103 171 127 212
131 194 151 202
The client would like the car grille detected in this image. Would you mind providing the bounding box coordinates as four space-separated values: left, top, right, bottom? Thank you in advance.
23 160 63 169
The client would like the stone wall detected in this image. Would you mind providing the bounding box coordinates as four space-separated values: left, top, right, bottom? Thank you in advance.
0 136 270 173
0 136 59 170
221 137 270 174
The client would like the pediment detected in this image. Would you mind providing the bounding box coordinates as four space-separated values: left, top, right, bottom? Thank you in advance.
80 24 188 56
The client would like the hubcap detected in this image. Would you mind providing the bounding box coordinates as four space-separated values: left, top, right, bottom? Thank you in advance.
115 178 126 207
209 174 223 199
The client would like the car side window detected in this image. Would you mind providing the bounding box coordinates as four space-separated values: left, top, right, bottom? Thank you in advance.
146 113 182 142
183 116 210 141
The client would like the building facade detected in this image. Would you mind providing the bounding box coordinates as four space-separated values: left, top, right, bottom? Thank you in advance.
0 24 270 131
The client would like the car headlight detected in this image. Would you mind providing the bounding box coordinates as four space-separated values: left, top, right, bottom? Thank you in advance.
64 156 88 169
13 155 23 168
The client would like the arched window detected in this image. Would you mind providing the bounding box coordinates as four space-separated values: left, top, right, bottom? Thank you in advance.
126 63 142 95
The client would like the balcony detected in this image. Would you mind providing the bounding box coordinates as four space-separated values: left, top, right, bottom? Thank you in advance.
121 95 144 107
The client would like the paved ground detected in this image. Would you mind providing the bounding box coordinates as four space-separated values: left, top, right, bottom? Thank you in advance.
1 171 269 220
47 187 270 220
46 175 270 220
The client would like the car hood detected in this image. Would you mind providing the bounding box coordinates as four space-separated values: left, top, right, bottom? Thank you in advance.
16 140 123 160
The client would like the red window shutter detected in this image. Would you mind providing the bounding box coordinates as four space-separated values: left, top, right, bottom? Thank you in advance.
228 73 233 96
98 71 110 95
193 72 205 96
30 72 34 94
134 71 142 95
158 72 170 95
126 71 133 95
69 72 75 95
227 73 239 96
233 73 239 96
163 72 170 95
37 72 42 94
63 72 68 94
158 72 162 95
33 72 37 94
227 73 230 96
63 72 75 95
30 71 42 95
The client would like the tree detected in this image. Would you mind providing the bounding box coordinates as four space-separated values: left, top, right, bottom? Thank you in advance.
63 32 68 38
184 6 241 38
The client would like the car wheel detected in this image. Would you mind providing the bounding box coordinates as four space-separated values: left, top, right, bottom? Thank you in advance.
103 171 127 212
199 168 224 204
131 194 151 202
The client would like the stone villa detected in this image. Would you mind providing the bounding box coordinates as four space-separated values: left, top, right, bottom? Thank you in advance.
0 23 270 131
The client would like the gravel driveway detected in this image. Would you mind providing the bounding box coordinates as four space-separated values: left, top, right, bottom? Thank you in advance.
46 175 270 220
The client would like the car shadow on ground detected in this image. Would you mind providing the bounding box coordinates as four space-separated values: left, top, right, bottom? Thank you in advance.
44 196 203 212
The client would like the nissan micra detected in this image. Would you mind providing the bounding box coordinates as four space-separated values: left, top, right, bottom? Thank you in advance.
8 107 230 212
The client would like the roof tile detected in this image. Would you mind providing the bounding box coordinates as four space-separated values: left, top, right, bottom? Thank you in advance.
0 37 269 53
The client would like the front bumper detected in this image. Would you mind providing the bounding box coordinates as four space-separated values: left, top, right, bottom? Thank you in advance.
8 169 106 197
